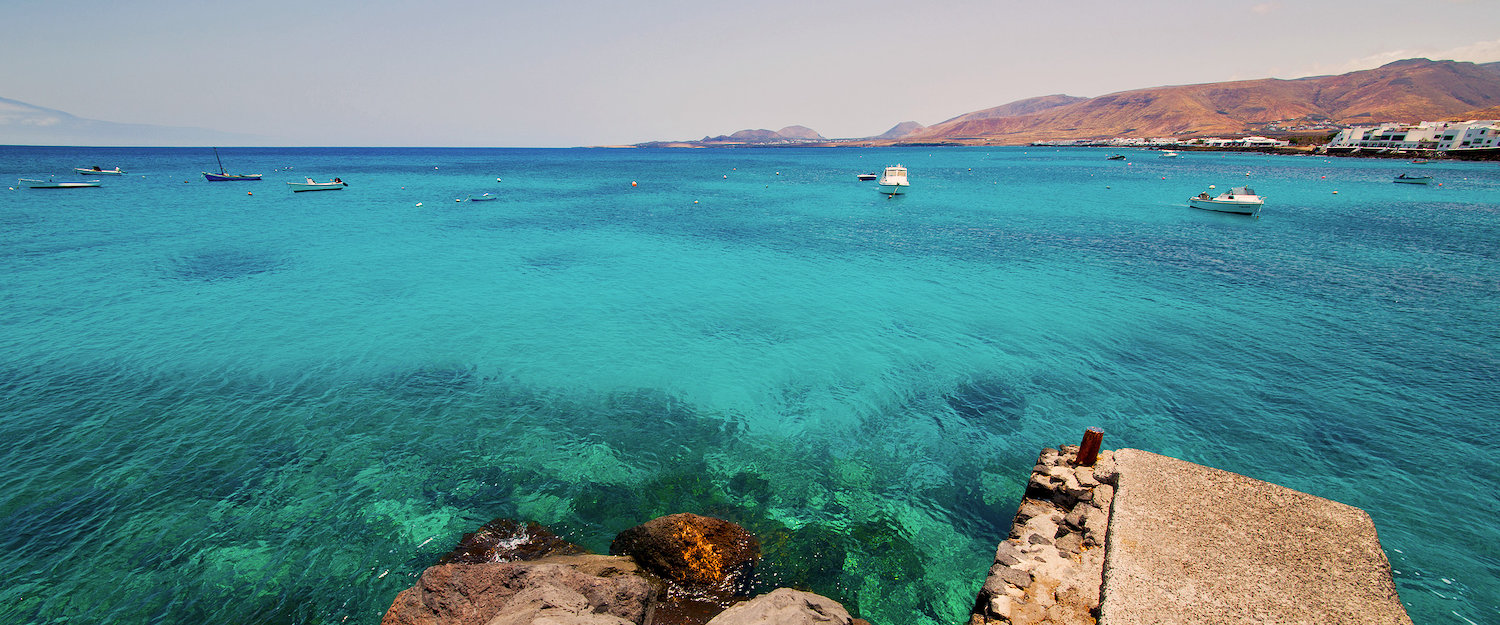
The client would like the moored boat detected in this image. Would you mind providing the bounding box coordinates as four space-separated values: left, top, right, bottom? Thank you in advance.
467 193 499 201
75 166 125 175
287 177 347 192
856 172 878 181
1188 186 1263 215
1393 173 1432 185
203 148 262 181
1159 151 1179 158
1106 154 1127 160
876 165 908 196
20 178 102 189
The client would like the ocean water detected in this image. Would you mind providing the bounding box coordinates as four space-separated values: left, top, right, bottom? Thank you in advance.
1 145 1496 625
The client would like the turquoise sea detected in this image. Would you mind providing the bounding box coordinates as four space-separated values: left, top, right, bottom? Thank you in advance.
1 146 1496 625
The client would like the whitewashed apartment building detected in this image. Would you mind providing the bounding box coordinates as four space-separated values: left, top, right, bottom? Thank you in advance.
1325 120 1500 151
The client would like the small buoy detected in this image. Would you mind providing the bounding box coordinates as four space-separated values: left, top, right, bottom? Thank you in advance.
1209 185 1216 189
416 202 423 207
723 175 727 179
1105 186 1111 189
434 167 438 170
1161 176 1166 180
1438 183 1443 186
496 178 502 182
694 200 699 204
1321 175 1326 179
631 181 637 187
1246 172 1251 176
247 192 252 196
1332 191 1339 195
456 198 463 202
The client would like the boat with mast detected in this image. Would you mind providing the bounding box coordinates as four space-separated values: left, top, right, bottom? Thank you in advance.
202 148 262 181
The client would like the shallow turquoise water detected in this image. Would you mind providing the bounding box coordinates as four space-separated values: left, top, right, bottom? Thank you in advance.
1 146 1496 624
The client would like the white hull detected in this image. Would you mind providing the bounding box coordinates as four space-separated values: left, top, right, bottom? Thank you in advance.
876 164 908 195
1189 198 1261 214
20 178 101 188
75 168 124 175
288 180 347 192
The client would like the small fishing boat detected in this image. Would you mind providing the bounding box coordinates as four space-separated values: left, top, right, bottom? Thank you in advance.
287 177 347 192
20 178 102 189
75 166 125 175
856 172 878 181
466 193 499 202
203 148 262 181
1106 154 1127 160
1159 151 1179 158
1409 159 1429 164
1189 186 1264 215
1393 173 1432 185
877 165 908 196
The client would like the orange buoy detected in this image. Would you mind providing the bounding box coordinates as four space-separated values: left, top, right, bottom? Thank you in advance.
631 181 637 187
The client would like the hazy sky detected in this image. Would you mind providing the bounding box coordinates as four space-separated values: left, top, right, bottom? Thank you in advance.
6 0 1500 146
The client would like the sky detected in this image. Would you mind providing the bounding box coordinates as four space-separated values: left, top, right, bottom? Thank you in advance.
5 0 1500 147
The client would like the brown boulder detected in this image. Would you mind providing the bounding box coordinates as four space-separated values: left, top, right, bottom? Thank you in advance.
381 557 656 625
610 513 760 596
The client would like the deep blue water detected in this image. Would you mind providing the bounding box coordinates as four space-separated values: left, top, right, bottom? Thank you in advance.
1 146 1496 625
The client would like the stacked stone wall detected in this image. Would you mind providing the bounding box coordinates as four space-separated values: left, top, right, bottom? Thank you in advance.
970 446 1118 625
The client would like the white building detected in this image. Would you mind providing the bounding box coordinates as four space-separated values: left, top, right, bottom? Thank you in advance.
1200 136 1290 148
1325 120 1500 151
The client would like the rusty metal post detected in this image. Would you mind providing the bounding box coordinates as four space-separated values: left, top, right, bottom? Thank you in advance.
1076 427 1104 466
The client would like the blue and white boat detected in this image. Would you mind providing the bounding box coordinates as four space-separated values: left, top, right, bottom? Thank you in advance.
1393 173 1432 185
203 148 262 181
1189 186 1263 215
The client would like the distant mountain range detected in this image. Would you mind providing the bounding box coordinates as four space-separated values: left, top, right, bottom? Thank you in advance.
0 97 264 146
650 58 1500 147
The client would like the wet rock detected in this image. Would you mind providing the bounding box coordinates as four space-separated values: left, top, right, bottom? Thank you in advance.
438 518 585 564
381 558 656 625
610 513 760 596
704 588 854 625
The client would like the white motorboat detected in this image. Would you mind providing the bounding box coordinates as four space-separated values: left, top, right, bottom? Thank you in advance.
1189 186 1263 215
287 177 347 192
20 178 102 189
856 172 878 181
75 166 125 175
1393 174 1432 185
877 165 908 195
1159 151 1180 158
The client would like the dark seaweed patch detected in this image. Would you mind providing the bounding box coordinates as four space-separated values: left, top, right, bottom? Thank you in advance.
165 249 287 282
945 377 1027 431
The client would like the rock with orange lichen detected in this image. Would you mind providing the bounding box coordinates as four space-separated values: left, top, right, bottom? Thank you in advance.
610 513 760 596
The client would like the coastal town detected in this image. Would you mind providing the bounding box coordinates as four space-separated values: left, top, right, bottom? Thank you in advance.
1028 117 1500 158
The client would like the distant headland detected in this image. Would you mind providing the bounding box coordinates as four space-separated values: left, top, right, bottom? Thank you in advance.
633 58 1500 151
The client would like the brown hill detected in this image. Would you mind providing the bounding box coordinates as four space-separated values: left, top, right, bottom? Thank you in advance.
875 121 925 139
906 59 1500 145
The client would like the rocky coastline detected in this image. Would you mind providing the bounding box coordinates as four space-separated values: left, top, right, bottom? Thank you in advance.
382 513 871 625
381 438 1409 625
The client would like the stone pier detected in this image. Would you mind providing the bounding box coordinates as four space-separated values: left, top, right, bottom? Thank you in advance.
972 445 1413 625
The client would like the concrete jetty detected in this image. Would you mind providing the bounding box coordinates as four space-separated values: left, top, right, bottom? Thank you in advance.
972 444 1412 625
